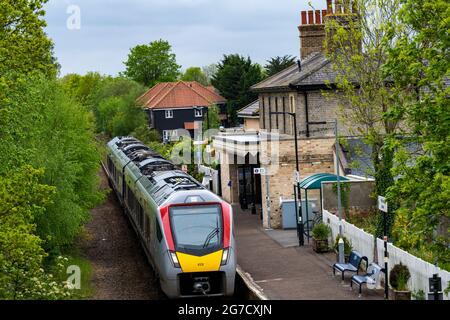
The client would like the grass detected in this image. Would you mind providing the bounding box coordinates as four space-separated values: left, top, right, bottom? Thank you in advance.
64 253 94 300
56 229 95 300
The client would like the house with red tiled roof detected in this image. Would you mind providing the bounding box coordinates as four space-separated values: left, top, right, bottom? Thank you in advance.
137 81 227 141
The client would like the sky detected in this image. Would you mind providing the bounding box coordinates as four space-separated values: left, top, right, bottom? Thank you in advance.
44 0 324 77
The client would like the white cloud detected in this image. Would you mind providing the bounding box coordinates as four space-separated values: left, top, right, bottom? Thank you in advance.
44 0 326 76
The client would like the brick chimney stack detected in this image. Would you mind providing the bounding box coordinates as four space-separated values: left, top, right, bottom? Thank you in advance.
298 8 328 60
299 0 358 60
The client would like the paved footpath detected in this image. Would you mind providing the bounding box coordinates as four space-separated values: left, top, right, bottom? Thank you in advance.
234 207 383 300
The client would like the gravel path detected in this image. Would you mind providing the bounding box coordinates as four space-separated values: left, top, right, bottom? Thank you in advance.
79 169 161 300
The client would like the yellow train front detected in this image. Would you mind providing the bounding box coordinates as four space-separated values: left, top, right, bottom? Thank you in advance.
106 137 236 298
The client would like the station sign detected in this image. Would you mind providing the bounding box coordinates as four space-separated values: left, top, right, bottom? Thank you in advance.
378 196 388 213
254 168 266 175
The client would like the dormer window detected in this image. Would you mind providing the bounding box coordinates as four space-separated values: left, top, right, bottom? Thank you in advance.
165 110 174 119
194 108 203 118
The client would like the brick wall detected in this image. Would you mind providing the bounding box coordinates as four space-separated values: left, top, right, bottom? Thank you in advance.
299 24 326 60
260 137 336 229
260 90 350 138
220 152 239 204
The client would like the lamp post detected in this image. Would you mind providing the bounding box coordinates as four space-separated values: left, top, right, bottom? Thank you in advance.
307 119 344 261
270 111 303 246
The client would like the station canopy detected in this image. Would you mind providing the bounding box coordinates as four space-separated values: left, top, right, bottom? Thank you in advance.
299 173 349 190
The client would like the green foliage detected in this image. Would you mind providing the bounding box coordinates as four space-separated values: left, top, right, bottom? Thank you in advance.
0 0 57 90
324 0 402 238
390 263 411 291
332 182 351 216
412 290 426 300
206 105 221 130
123 39 180 87
60 72 104 105
347 210 378 235
312 223 331 240
211 54 264 125
334 236 353 255
383 0 450 270
181 67 208 86
87 77 146 137
0 73 103 251
0 166 73 299
264 55 296 77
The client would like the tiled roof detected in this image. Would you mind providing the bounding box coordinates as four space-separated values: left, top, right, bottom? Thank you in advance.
237 100 259 118
137 81 226 110
251 52 339 91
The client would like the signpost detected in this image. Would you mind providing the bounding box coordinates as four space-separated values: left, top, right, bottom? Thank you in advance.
254 168 271 229
378 196 389 300
429 274 443 300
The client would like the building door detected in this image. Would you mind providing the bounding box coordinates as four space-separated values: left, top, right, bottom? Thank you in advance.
238 165 262 210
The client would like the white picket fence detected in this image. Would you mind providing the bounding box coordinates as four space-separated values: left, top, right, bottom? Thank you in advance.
323 210 450 300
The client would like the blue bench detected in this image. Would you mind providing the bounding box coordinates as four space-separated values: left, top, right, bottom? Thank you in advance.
332 251 368 281
351 263 383 296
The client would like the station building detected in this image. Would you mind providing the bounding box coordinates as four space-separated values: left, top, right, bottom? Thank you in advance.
213 1 366 229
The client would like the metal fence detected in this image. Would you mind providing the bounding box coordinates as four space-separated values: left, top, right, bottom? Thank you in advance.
323 210 450 300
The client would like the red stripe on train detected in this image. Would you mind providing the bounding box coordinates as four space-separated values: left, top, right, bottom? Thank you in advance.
221 203 231 248
160 205 175 251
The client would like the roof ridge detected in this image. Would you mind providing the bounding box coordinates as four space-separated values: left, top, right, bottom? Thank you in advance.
149 81 180 109
295 57 330 83
180 81 215 106
141 82 170 107
237 100 259 114
251 63 298 90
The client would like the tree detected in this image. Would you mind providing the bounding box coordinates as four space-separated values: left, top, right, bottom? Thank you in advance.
0 73 102 251
0 0 57 102
264 55 296 77
206 105 221 130
181 67 208 86
211 54 264 125
202 64 218 85
0 166 72 300
383 0 450 270
123 39 180 87
88 77 146 136
60 72 104 106
324 0 402 238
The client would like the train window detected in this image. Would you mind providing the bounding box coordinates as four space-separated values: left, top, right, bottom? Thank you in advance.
156 218 163 242
169 205 223 252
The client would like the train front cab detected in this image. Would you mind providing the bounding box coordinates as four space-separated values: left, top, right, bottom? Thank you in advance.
158 202 236 298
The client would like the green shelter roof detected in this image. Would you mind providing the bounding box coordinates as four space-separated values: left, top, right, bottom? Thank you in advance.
299 173 350 190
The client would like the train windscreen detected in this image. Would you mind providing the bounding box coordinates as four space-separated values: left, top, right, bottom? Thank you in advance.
169 205 223 254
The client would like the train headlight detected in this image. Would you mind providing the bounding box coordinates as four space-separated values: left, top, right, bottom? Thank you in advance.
221 248 229 266
169 251 181 269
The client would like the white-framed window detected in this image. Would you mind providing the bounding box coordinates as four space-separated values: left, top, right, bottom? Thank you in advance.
163 130 170 141
194 108 203 118
163 130 179 142
165 110 174 119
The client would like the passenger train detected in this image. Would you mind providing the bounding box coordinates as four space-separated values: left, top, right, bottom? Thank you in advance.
105 136 236 298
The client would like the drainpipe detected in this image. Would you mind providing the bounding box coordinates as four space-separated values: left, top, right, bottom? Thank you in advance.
303 92 310 138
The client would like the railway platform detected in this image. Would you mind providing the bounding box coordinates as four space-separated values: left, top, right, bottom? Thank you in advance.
233 206 384 300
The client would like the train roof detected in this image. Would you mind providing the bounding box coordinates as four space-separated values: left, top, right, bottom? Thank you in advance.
107 136 220 206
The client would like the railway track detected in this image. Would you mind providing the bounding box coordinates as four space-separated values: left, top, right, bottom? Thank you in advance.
95 161 261 300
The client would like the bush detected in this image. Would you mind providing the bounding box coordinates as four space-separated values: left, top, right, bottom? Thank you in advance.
333 235 353 255
0 74 103 252
312 223 331 240
390 263 411 291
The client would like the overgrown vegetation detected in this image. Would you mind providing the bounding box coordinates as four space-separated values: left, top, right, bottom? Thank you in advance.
324 0 449 271
0 0 102 299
